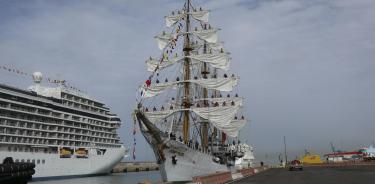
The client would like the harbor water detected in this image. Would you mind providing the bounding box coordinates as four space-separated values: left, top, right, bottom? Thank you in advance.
31 171 162 184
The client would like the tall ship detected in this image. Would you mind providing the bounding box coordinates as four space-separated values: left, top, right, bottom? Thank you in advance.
135 0 253 181
0 72 127 179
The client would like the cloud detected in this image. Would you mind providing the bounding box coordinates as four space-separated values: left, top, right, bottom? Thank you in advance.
0 0 374 162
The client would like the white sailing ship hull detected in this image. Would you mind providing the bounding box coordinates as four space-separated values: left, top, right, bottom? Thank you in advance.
0 146 126 179
136 111 229 181
157 140 229 181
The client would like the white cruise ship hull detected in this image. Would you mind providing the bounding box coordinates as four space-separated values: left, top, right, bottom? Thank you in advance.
0 146 126 179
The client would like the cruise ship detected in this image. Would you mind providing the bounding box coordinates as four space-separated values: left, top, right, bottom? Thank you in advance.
0 72 127 179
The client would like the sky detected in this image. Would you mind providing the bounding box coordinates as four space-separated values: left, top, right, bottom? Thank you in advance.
0 0 374 163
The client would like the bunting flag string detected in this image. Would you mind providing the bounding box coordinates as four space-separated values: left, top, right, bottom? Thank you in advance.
1 64 86 95
140 26 183 101
1 65 30 76
132 113 137 160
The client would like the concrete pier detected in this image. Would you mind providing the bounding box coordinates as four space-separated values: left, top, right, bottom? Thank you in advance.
190 166 268 184
231 165 375 184
111 162 159 173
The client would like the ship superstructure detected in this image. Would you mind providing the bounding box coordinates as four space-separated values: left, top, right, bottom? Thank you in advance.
0 72 127 179
135 0 253 182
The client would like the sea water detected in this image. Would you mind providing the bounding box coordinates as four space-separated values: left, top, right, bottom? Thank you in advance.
32 171 162 184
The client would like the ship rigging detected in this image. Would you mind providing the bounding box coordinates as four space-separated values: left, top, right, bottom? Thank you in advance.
134 0 253 181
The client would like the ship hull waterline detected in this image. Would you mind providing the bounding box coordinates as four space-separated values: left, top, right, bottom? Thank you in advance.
0 146 126 180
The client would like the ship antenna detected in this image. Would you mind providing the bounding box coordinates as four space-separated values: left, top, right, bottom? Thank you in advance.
182 0 192 144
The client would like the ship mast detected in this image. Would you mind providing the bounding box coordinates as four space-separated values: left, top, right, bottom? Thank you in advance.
137 0 246 149
201 26 209 152
182 0 192 144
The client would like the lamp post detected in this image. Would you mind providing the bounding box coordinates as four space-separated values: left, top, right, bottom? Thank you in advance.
284 136 288 165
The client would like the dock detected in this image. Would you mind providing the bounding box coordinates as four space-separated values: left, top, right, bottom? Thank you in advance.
230 165 375 184
190 166 268 184
111 162 159 173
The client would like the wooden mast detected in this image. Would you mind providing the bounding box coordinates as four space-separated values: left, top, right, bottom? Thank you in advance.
201 24 209 152
182 0 191 144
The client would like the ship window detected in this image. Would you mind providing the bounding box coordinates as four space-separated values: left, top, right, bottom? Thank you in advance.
42 159 45 164
21 159 24 162
8 147 11 151
27 159 30 163
32 159 35 164
37 159 40 164
15 159 19 163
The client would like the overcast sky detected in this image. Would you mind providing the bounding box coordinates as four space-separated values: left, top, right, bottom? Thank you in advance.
0 0 374 163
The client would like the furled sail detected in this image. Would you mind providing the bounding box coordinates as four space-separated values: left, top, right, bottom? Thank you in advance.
192 103 241 128
165 14 183 27
165 10 209 27
194 77 238 91
194 97 243 107
189 53 230 70
143 102 242 129
146 52 230 72
144 109 176 124
208 42 224 51
213 120 247 137
140 77 238 98
193 28 219 43
191 10 209 22
146 56 180 72
140 81 175 98
155 32 174 50
155 29 219 51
